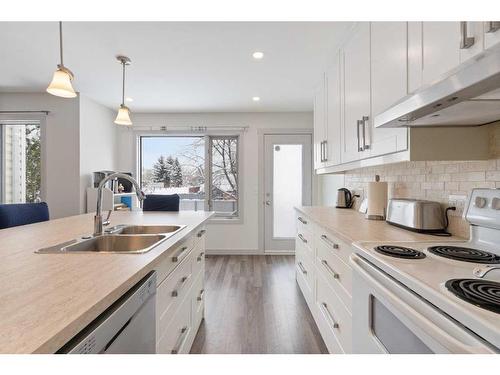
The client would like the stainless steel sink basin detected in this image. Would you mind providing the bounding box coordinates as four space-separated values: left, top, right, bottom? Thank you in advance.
106 224 186 235
36 234 167 254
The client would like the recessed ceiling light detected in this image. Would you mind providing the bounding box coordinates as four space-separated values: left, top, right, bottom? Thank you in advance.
252 96 261 102
125 97 133 102
252 51 264 60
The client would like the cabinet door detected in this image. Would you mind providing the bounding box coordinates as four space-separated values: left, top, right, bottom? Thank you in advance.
369 22 408 157
342 23 370 163
459 22 484 63
325 52 342 166
422 22 461 85
313 76 327 170
485 21 500 50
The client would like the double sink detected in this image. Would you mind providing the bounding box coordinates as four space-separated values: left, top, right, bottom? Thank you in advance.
36 224 186 254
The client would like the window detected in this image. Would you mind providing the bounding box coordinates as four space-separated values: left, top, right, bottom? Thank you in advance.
140 135 239 219
0 122 42 204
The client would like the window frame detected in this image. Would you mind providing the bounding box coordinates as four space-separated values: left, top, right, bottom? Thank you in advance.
137 132 242 222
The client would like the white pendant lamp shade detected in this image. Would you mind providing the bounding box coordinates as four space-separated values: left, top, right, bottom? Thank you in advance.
114 56 133 126
114 105 132 126
47 67 77 98
47 22 77 99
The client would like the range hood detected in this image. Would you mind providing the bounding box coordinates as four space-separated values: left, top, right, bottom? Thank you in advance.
375 47 500 128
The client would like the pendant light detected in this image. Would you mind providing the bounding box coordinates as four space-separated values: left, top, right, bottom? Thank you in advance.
114 56 132 126
46 22 77 98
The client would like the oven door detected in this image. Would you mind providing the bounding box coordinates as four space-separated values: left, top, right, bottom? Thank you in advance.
350 254 496 354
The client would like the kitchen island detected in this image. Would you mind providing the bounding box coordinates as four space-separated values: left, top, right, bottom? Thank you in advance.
0 210 213 353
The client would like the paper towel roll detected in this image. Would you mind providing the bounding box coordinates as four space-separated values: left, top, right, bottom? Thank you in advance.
366 181 388 220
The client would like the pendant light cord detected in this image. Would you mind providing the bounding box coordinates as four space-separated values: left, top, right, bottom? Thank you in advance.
121 60 126 106
59 21 64 67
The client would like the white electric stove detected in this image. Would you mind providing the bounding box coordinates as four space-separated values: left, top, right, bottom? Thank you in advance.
350 188 500 354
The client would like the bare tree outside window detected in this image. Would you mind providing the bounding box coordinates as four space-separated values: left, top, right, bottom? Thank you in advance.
210 137 238 217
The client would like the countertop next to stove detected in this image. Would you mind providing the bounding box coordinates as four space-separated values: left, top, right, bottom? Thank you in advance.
294 206 464 244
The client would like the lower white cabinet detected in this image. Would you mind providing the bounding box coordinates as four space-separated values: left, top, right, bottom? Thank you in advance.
155 226 206 354
295 211 353 353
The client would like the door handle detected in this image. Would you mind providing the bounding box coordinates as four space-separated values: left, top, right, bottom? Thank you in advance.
361 116 370 150
357 120 363 152
485 21 500 33
460 21 475 49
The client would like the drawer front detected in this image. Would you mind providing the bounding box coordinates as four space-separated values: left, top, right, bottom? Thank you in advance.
192 239 205 279
316 272 352 353
192 272 205 331
315 229 353 266
316 242 352 311
295 250 315 301
155 235 194 285
296 231 314 261
157 295 192 354
296 213 312 236
157 252 194 338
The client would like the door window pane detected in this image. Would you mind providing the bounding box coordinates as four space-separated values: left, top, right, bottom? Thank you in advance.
273 144 302 238
0 123 41 203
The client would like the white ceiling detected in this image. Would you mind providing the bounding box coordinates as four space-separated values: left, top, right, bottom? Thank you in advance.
0 22 353 112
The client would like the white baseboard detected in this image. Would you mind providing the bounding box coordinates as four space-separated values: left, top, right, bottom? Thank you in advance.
206 249 295 256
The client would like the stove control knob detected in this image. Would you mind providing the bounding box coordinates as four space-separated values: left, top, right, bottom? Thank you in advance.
490 197 500 210
474 196 487 208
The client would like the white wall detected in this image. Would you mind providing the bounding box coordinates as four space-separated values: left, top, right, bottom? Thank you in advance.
79 95 117 213
319 174 345 206
0 92 80 218
116 112 314 253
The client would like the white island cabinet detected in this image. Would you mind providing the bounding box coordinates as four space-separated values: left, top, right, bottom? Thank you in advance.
155 226 206 354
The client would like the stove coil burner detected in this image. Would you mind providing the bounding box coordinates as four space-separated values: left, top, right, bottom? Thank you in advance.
446 279 500 314
374 245 426 259
428 246 500 264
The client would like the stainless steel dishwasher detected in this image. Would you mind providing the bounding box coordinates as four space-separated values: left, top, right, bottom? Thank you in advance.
58 272 157 354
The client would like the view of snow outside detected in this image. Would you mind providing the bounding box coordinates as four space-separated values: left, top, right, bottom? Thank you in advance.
140 136 238 216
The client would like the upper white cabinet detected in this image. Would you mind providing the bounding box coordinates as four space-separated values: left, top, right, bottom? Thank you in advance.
313 75 327 170
342 22 371 163
369 22 408 157
484 21 500 49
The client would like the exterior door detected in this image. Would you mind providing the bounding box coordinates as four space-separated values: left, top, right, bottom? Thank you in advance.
263 134 312 252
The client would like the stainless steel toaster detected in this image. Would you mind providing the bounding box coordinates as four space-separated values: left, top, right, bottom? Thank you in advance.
386 198 445 232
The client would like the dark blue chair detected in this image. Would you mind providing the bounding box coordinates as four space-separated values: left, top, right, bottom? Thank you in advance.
0 202 50 229
143 194 180 212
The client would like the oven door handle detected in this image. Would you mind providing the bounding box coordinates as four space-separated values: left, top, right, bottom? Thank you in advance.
349 254 494 354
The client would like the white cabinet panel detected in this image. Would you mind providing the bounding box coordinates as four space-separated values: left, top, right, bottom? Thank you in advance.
422 22 461 85
313 76 327 170
408 22 423 93
370 22 408 157
342 23 371 163
325 52 342 166
485 21 500 50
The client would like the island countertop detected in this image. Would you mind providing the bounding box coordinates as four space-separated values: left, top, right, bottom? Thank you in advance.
0 210 213 354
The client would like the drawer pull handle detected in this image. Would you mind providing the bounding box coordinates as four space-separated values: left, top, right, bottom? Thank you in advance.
297 217 308 225
171 326 189 354
172 246 189 263
298 233 308 244
486 21 500 33
298 261 307 275
171 274 191 297
197 252 205 262
197 229 206 238
321 260 340 279
321 302 339 329
320 234 339 249
197 289 205 301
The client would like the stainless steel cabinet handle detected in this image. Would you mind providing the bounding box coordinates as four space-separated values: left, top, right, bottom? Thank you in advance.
298 261 307 275
197 229 206 238
172 246 189 263
320 141 323 162
197 289 205 301
298 233 308 244
357 120 363 152
321 302 339 329
320 141 326 162
298 216 308 225
323 140 328 161
486 21 500 33
320 234 339 249
171 326 189 354
171 274 191 297
321 260 340 279
197 251 205 262
460 21 475 49
361 116 370 150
